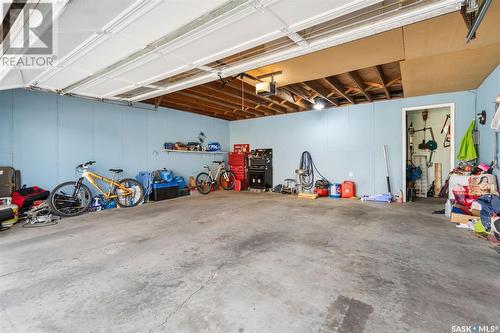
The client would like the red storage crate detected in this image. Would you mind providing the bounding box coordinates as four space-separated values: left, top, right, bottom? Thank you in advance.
229 152 247 166
233 144 250 153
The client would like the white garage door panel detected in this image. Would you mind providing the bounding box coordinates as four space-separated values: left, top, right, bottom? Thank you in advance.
77 79 132 96
170 10 283 64
58 0 136 32
41 68 91 89
113 53 187 84
118 0 227 45
270 0 375 28
69 36 143 75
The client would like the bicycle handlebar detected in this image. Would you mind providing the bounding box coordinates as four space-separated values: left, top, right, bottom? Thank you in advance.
77 161 96 169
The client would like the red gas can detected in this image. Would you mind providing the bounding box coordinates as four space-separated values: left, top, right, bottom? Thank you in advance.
341 181 355 198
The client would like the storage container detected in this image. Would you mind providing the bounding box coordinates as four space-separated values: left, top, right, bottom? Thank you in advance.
0 167 20 197
178 188 190 197
229 165 245 172
174 176 186 189
0 204 19 227
341 181 356 198
136 171 153 195
149 185 179 201
151 182 178 190
229 152 247 166
159 170 173 182
329 183 341 198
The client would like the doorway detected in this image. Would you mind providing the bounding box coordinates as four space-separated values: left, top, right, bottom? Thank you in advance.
402 103 455 202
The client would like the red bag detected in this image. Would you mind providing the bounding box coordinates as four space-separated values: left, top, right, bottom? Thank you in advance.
11 186 50 211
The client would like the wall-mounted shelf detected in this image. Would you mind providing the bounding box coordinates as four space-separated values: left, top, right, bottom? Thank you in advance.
162 149 228 155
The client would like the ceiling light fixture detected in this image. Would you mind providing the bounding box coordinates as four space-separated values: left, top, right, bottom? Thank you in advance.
313 101 325 110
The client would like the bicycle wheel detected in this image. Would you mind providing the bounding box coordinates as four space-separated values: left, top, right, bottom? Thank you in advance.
48 181 93 217
114 178 145 207
220 171 236 190
196 172 213 194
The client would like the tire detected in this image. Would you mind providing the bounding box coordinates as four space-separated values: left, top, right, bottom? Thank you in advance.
48 181 93 217
196 172 213 194
114 178 145 208
220 171 236 190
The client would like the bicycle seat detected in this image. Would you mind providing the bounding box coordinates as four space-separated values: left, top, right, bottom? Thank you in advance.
213 160 224 164
109 168 123 173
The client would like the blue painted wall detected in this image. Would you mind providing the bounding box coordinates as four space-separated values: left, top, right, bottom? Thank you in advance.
0 89 229 190
230 91 477 196
476 64 500 164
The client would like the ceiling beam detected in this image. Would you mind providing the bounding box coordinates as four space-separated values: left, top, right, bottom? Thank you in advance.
374 65 390 99
269 88 308 110
223 79 287 114
185 87 270 116
347 71 372 102
203 81 284 114
170 91 262 118
159 100 237 121
163 95 253 120
282 84 315 104
323 76 354 104
302 80 338 106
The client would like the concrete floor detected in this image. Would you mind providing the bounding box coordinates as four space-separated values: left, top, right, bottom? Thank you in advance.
1 192 499 333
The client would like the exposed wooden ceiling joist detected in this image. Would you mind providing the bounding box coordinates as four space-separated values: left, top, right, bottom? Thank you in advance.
145 61 403 120
374 65 391 100
347 71 372 102
323 76 355 104
302 80 338 106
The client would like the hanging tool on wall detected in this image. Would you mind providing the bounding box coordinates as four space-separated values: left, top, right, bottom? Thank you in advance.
411 110 438 167
408 122 415 161
440 114 451 148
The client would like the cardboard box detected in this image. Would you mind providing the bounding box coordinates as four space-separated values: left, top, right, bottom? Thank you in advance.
450 212 478 224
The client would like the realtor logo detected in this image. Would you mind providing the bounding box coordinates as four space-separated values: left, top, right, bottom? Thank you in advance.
3 1 53 54
1 1 56 67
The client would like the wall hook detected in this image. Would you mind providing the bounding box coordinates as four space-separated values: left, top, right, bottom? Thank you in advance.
477 110 486 125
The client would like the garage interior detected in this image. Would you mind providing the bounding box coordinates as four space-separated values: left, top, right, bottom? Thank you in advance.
1 1 500 332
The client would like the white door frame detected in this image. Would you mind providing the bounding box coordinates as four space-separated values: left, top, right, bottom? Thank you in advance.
401 103 455 202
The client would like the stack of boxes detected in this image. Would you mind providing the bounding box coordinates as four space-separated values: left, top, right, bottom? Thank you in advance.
229 144 250 191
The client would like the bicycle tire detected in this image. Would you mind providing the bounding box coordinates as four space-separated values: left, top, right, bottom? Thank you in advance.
114 178 145 207
220 171 236 190
196 172 213 194
48 181 93 217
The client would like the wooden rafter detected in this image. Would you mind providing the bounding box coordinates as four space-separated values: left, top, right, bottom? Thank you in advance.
159 100 237 120
185 87 269 116
374 65 390 99
143 61 403 120
224 79 288 114
347 71 372 102
165 93 252 119
323 76 354 104
302 80 338 106
172 91 267 118
283 84 315 104
201 84 278 115
273 89 308 110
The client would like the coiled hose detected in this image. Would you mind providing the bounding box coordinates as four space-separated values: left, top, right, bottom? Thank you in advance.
299 151 328 190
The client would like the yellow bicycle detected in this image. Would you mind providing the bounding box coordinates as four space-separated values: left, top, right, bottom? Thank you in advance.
48 161 145 217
